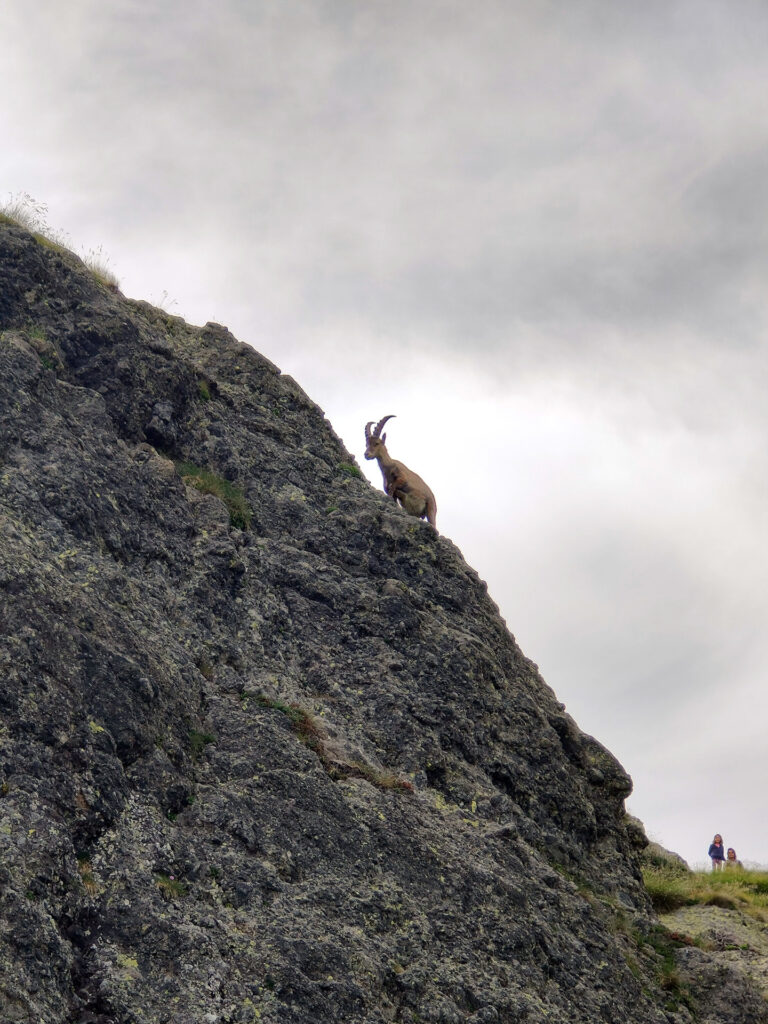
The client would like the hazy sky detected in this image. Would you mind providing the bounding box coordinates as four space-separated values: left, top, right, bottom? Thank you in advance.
2 0 767 868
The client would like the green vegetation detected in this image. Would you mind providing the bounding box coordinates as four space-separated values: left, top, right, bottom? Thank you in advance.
637 926 697 1014
155 872 187 899
1 192 120 289
250 693 324 752
198 379 212 402
339 462 363 479
175 459 253 529
643 865 768 919
189 729 216 761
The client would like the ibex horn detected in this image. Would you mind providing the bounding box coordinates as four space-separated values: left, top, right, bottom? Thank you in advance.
373 415 396 437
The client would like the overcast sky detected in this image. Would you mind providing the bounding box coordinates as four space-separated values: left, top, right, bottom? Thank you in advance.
2 0 767 869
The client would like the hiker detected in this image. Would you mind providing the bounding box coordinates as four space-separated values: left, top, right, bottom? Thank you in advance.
726 847 742 869
708 834 725 871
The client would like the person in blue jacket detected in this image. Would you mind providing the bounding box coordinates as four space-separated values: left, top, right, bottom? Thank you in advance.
708 833 725 870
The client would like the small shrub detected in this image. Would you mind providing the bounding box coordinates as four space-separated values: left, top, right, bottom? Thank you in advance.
339 462 363 479
198 379 212 402
176 460 252 530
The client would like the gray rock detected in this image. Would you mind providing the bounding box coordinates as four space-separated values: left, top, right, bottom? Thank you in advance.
0 217 760 1022
674 946 768 1024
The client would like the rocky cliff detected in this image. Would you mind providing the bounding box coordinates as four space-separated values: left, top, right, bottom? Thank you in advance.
0 218 763 1024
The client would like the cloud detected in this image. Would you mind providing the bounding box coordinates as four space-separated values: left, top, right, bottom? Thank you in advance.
7 1 768 373
1 0 768 867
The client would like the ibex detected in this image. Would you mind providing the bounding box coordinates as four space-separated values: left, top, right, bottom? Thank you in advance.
364 415 437 528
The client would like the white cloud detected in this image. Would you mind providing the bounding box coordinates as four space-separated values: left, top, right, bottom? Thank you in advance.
2 0 767 867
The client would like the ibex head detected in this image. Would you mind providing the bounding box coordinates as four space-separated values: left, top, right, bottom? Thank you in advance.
364 415 395 460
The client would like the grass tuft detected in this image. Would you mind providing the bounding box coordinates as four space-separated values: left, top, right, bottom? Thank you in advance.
175 459 252 530
335 761 415 791
248 692 413 792
1 192 120 289
251 693 324 753
189 729 216 761
155 872 187 899
82 245 120 291
76 855 99 895
636 926 698 1013
0 192 49 233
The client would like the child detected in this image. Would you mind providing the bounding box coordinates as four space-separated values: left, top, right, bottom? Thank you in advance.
726 847 742 869
708 834 725 871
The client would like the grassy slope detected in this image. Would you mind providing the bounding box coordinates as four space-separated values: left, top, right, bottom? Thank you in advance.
645 866 768 1001
644 865 768 919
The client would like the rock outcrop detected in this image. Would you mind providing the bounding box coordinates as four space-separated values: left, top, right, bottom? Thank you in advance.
661 905 768 1024
0 218 763 1023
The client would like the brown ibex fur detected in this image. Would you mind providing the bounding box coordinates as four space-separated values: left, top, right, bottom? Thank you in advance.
364 415 437 528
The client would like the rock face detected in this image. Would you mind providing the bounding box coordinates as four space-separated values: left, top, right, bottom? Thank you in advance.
0 218 759 1023
661 905 768 1023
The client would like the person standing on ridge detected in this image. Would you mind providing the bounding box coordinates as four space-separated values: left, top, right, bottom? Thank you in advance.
708 833 725 870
